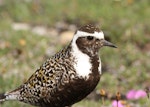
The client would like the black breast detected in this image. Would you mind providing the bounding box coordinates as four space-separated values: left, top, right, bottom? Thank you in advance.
40 75 100 107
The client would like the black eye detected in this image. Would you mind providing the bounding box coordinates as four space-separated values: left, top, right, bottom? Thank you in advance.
87 36 94 40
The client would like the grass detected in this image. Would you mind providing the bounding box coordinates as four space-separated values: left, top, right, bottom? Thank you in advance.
0 0 150 107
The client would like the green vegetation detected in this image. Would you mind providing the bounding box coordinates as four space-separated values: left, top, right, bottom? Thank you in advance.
0 0 150 107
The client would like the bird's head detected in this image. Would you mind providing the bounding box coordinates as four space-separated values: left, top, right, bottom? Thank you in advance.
71 24 117 57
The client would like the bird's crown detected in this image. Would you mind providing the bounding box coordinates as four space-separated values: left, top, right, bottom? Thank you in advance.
78 24 101 33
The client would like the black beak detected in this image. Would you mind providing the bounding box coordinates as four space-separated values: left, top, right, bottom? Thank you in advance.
102 40 117 48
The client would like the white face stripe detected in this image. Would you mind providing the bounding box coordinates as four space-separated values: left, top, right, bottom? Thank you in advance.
75 30 104 39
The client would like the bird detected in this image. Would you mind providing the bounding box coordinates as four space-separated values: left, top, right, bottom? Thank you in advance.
0 24 117 107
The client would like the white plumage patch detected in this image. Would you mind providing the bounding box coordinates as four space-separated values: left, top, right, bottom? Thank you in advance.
98 58 102 74
71 39 92 78
71 30 103 77
5 91 20 101
74 30 104 41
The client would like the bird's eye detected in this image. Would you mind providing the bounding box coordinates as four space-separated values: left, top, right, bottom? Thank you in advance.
87 36 94 40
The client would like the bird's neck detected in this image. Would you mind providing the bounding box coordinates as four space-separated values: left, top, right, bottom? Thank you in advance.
70 43 101 78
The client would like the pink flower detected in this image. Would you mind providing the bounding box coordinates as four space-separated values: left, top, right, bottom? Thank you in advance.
112 100 124 107
126 90 136 100
126 89 147 100
134 90 147 99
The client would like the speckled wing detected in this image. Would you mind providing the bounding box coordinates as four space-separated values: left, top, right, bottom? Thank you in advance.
18 49 76 107
18 57 70 106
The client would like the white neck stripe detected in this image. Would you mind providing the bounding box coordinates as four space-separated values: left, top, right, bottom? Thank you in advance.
71 30 103 77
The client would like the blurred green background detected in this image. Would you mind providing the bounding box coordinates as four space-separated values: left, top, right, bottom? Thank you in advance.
0 0 150 107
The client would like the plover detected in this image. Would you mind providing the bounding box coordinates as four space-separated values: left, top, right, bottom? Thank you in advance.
0 24 116 107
